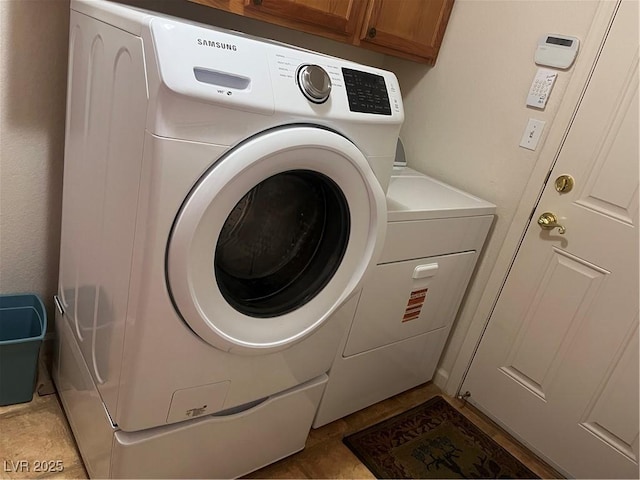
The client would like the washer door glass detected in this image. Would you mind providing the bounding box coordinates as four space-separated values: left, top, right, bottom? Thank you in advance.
215 170 349 317
167 126 387 354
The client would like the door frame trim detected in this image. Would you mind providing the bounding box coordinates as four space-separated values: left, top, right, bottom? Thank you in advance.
441 0 623 396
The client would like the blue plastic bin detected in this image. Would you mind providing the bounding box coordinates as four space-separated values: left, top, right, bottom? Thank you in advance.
0 294 47 406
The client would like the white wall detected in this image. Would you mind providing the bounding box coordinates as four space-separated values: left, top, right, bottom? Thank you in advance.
384 0 602 392
0 1 70 326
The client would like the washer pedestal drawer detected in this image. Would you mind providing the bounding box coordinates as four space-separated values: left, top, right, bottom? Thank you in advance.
111 375 326 479
54 312 327 479
53 310 115 479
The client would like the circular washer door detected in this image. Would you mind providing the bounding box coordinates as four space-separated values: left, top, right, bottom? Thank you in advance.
167 126 386 354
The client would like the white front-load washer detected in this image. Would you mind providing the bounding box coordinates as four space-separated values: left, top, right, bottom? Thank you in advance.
52 1 403 477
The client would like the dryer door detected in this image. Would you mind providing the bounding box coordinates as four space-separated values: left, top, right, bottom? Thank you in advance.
167 126 386 354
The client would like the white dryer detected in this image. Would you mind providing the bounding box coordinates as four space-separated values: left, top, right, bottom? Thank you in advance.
52 1 403 477
314 166 495 427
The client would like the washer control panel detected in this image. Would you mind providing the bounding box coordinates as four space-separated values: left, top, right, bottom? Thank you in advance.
342 68 391 116
297 64 332 103
267 50 401 120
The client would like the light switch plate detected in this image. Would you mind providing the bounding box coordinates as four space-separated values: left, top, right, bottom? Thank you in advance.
520 118 546 151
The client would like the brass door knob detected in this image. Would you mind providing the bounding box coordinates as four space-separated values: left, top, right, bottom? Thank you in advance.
537 212 566 234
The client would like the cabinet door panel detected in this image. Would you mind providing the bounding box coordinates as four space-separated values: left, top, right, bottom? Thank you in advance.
190 0 366 40
244 0 366 38
361 0 454 63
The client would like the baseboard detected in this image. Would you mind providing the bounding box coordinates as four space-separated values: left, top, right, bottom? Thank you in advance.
432 367 450 392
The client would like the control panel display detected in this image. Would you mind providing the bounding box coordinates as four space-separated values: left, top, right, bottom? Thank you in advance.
535 33 580 69
546 36 573 47
342 68 391 115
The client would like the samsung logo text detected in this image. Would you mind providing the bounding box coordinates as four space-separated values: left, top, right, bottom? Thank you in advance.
197 39 237 51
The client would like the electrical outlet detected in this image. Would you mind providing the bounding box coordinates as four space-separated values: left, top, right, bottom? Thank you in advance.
519 118 546 151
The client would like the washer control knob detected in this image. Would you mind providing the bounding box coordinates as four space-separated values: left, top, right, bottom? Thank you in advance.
297 64 331 104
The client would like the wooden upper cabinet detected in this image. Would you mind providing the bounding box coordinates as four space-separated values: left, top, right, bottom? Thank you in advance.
359 0 455 64
244 0 367 39
190 0 368 42
188 0 454 64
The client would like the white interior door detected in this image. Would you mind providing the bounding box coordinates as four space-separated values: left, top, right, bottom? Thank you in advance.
461 2 639 478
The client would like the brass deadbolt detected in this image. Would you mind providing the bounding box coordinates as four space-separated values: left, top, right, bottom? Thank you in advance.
554 174 574 193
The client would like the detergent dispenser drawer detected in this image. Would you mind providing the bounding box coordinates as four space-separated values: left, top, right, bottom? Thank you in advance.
343 251 477 357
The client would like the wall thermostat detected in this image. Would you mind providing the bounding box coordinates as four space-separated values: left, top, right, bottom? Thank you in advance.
535 34 579 69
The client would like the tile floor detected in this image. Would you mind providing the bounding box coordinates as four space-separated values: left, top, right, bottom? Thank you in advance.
0 380 560 479
0 393 87 479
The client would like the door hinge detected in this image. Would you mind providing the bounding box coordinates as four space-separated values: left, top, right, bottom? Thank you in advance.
457 390 471 407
